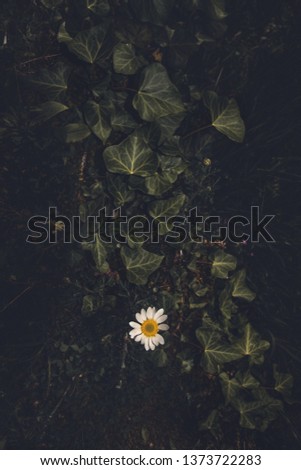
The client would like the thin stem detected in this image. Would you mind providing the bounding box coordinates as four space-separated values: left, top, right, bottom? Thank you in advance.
1 285 34 313
182 124 212 139
18 54 61 67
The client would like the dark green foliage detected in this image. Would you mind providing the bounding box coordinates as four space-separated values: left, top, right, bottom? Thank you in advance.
0 0 300 450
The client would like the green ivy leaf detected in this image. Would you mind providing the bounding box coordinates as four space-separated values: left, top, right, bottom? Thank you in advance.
219 286 238 319
144 155 186 194
86 0 110 15
30 63 70 100
120 246 164 285
176 351 194 373
57 22 73 43
67 24 108 64
148 194 186 234
208 0 227 20
199 409 221 439
158 155 187 182
151 349 169 367
159 136 181 156
82 234 108 272
233 323 270 365
111 110 138 133
33 101 69 122
236 370 260 390
133 63 185 122
129 0 175 25
196 329 243 373
107 174 135 206
219 372 242 404
203 91 245 143
103 130 158 176
113 43 145 75
149 194 186 220
81 294 99 316
145 173 173 196
191 279 208 297
63 122 92 143
219 370 260 404
233 389 283 431
273 365 293 399
211 250 237 279
84 100 111 144
231 269 256 302
156 112 186 138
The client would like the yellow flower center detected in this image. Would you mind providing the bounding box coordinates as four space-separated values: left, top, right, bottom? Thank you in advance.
141 319 159 337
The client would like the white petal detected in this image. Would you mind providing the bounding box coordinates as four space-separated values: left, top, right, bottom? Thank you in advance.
152 336 159 346
135 312 143 323
144 337 150 351
149 338 156 350
140 309 147 321
129 328 141 338
146 307 154 319
155 333 165 345
141 335 146 344
134 334 143 342
154 308 164 320
158 323 169 331
129 321 141 329
157 314 168 324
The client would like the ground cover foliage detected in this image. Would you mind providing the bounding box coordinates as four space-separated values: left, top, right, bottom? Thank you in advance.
0 0 300 449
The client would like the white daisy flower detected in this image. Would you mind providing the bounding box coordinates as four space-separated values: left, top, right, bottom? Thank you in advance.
129 307 169 351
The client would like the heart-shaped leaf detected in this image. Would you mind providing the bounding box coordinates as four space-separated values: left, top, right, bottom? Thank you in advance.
33 101 69 122
211 250 237 279
159 155 186 181
149 193 186 220
233 389 282 431
148 193 186 234
81 294 99 316
107 174 135 206
84 100 111 144
236 370 261 390
219 372 242 404
113 43 145 75
156 112 186 138
145 155 186 195
219 370 260 404
203 91 245 143
233 323 270 365
273 365 293 399
133 63 185 122
196 328 243 373
67 24 108 64
63 122 91 143
219 286 238 319
103 130 158 176
111 109 138 133
121 246 164 285
30 64 70 100
231 269 256 302
145 173 173 196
